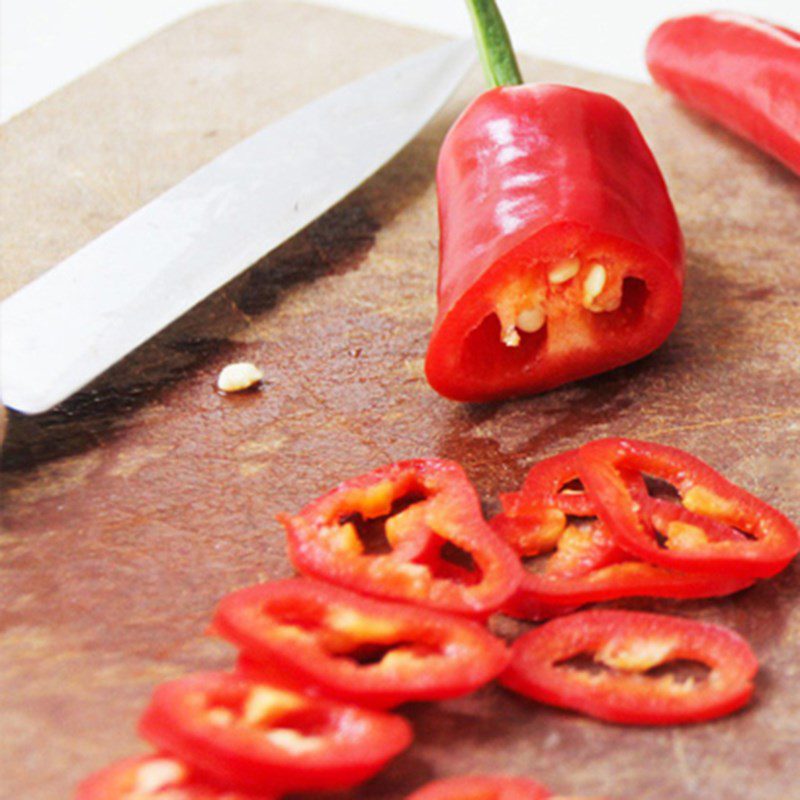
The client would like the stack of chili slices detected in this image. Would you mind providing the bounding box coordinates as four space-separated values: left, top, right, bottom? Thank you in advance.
76 438 799 799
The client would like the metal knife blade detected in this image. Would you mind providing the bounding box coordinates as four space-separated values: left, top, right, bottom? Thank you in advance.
0 40 473 414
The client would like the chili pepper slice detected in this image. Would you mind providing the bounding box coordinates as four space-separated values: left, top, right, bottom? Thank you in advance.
492 451 753 619
577 438 800 579
646 13 800 177
280 459 522 617
405 774 551 800
424 1 683 402
137 672 412 793
211 577 510 709
499 449 596 524
74 755 277 799
501 610 758 725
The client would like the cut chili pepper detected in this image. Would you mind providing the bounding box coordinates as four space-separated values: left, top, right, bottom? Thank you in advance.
280 459 522 617
137 672 412 793
577 438 800 579
647 13 800 176
501 610 758 725
405 774 551 800
425 82 684 402
74 755 277 800
492 451 753 619
212 577 510 709
425 1 683 402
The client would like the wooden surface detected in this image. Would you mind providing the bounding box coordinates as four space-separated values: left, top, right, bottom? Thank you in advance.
2 2 800 798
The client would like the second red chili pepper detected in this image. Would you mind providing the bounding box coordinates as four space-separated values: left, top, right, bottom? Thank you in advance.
646 12 800 177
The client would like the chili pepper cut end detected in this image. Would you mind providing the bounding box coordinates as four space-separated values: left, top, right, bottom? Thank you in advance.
495 251 637 346
428 221 681 401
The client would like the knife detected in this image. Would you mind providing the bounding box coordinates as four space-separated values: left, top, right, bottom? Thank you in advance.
0 40 474 415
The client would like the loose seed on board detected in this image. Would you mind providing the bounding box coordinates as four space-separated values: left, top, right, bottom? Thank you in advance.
217 362 264 393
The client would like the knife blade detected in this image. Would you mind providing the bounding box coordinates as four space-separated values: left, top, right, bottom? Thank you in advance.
0 40 474 414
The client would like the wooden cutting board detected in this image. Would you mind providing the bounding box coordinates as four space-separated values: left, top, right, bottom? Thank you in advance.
2 2 799 798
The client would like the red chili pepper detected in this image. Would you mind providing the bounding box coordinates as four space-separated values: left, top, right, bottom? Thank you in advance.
501 610 758 725
646 13 800 176
74 755 277 800
212 578 510 709
405 775 552 800
424 0 683 402
577 438 800 579
492 451 753 619
137 672 412 794
280 459 522 617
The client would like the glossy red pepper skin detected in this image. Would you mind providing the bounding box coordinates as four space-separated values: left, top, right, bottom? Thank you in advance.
425 84 684 402
647 13 800 176
280 459 522 617
137 672 412 794
74 755 277 800
577 438 800 579
501 610 758 725
405 774 551 800
212 578 510 709
493 451 753 619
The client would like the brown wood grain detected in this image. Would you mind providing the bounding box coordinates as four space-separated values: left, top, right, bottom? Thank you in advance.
1 2 799 799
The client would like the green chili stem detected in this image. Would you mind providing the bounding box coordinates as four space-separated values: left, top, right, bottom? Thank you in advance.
465 0 524 87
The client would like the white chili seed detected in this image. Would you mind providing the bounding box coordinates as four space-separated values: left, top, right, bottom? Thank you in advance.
207 707 236 727
217 362 264 393
515 306 546 333
597 637 677 672
548 257 580 284
134 759 186 793
242 686 304 725
266 728 325 755
582 264 607 309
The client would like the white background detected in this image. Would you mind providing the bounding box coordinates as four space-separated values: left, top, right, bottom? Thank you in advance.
2 0 799 123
